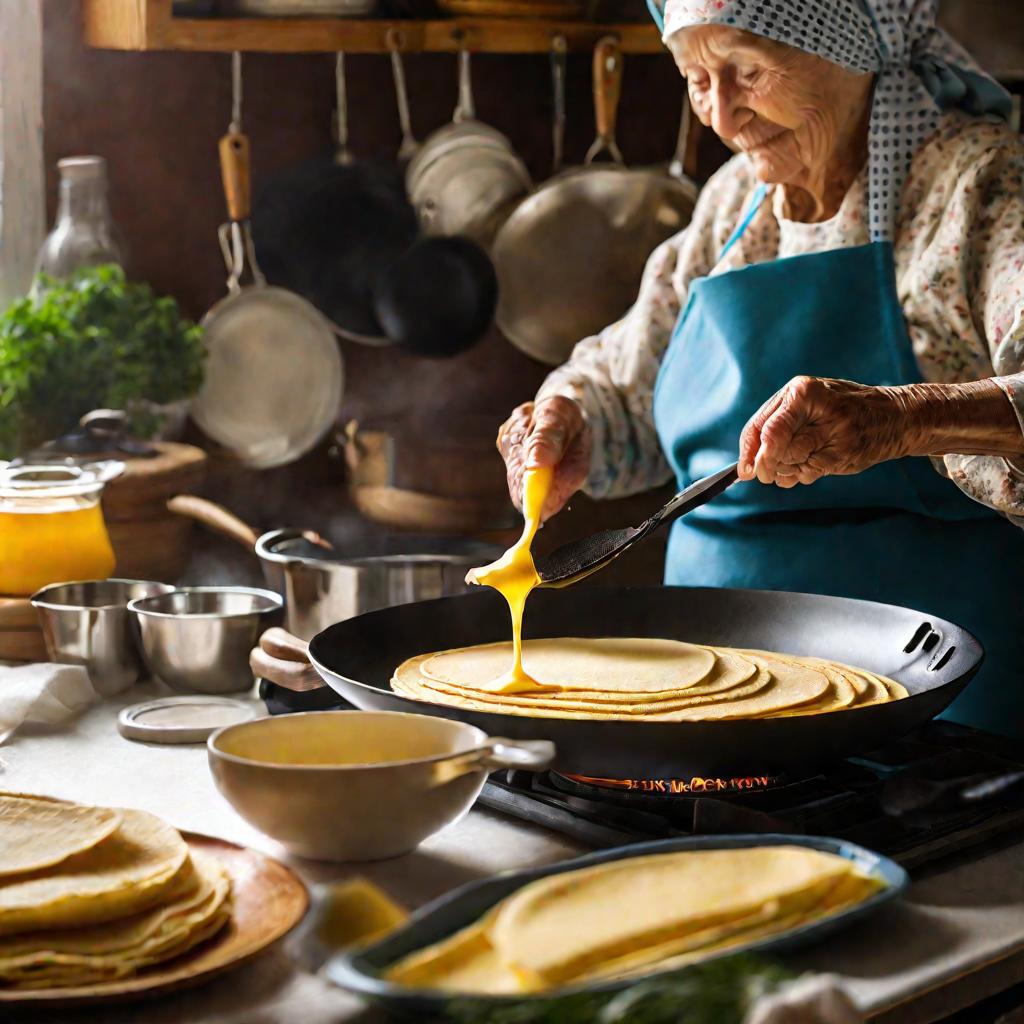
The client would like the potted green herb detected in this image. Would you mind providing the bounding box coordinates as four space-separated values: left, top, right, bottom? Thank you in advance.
0 264 205 459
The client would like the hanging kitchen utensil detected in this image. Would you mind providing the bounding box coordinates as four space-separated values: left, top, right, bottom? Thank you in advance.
492 37 697 366
251 52 418 340
372 235 498 358
192 53 344 470
388 30 419 163
406 47 531 247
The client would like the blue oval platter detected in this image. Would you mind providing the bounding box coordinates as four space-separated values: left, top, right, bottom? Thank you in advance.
323 833 908 1015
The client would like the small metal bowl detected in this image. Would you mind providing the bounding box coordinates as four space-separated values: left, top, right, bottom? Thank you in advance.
31 579 175 696
129 587 283 695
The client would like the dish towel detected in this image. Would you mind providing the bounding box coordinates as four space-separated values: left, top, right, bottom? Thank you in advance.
0 663 97 745
747 974 863 1024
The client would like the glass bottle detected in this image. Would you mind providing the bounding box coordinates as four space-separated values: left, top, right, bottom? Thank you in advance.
35 156 125 279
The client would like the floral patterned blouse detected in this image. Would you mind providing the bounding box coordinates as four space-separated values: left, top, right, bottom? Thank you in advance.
536 111 1024 523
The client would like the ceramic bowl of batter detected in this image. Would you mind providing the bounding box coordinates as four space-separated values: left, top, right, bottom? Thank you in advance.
208 710 553 862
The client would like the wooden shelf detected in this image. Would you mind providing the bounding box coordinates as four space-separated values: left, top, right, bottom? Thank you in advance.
83 0 664 53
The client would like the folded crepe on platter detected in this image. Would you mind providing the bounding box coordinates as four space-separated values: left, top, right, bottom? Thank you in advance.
385 845 883 995
0 795 121 878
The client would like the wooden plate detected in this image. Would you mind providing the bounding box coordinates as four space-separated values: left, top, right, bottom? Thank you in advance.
0 832 309 1008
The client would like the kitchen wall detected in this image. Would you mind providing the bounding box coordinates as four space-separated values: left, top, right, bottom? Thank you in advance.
44 3 1014 582
44 1 720 581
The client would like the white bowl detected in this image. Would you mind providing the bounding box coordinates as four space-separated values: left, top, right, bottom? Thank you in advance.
208 710 553 862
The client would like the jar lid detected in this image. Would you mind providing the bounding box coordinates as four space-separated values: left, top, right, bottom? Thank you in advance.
118 696 258 745
0 462 123 500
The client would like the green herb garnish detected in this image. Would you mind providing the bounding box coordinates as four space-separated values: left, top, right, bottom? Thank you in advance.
447 954 793 1024
0 264 205 457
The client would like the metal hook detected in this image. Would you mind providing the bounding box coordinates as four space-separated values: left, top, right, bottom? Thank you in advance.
387 29 418 161
453 44 476 124
334 51 354 166
550 34 567 175
230 51 243 133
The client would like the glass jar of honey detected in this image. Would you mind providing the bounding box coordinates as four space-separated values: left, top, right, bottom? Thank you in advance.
0 464 120 596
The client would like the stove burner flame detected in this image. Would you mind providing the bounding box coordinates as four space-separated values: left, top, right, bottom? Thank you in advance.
564 774 780 795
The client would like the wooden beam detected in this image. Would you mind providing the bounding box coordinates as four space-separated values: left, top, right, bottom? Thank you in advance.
82 0 665 54
82 0 153 50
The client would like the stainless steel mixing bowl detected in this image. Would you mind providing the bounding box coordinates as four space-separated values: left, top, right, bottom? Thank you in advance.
31 579 175 695
129 587 283 694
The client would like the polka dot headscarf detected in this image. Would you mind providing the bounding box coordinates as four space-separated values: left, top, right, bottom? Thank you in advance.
648 0 1011 242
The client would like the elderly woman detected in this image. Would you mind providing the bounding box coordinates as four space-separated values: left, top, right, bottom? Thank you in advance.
499 0 1024 736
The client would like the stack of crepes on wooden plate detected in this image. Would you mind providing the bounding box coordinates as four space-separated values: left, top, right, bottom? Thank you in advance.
386 845 883 994
391 638 908 721
0 793 231 990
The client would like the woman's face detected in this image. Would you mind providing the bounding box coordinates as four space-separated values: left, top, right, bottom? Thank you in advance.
670 25 872 196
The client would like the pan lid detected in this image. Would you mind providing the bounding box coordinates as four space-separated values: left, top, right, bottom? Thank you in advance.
118 695 258 744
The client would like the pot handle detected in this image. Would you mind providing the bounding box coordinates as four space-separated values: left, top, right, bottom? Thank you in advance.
250 627 326 692
167 494 260 550
431 738 555 784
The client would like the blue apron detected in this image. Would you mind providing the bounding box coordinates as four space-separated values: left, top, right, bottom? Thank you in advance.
652 186 1024 737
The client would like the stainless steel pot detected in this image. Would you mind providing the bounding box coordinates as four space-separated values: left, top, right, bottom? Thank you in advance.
167 496 501 641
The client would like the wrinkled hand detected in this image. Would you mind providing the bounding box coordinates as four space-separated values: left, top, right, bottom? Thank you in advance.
497 396 591 521
738 377 915 488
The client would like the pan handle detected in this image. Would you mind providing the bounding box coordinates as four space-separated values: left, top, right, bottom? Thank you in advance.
219 131 251 223
167 494 260 550
586 35 624 166
430 738 555 784
251 627 326 692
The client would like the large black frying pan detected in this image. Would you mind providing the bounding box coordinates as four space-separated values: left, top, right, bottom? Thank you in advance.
307 585 982 780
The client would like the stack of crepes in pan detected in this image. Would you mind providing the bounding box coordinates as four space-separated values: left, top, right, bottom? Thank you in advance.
0 793 231 990
391 637 908 721
386 844 883 994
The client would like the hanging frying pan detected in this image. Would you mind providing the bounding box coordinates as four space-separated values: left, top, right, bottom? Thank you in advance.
192 54 344 470
493 36 698 366
300 585 982 779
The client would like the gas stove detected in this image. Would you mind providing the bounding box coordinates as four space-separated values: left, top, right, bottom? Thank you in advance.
478 720 1024 870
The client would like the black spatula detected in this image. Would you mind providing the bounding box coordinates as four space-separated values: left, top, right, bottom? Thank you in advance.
535 462 739 588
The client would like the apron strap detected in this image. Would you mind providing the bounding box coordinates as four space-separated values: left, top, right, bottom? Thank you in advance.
719 183 770 260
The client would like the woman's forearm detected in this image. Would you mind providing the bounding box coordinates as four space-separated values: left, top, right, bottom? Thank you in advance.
894 380 1024 458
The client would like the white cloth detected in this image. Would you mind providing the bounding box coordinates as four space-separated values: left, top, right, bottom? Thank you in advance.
746 974 864 1024
0 662 97 744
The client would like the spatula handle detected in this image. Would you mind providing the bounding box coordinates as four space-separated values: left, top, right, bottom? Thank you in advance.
659 462 740 524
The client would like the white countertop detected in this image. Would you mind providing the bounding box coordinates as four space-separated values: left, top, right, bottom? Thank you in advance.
4 685 1024 1024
